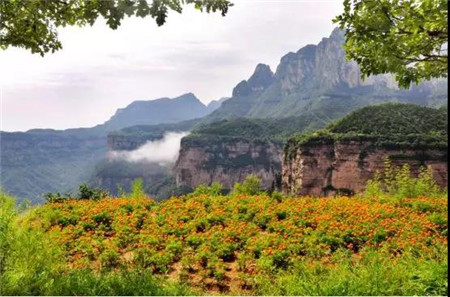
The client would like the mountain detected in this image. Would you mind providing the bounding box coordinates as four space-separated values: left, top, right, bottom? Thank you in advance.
172 28 447 191
206 28 447 122
282 103 448 196
2 28 448 203
205 97 230 114
0 93 216 202
101 93 212 131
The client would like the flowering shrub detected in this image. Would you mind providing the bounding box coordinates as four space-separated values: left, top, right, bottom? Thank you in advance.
24 190 447 293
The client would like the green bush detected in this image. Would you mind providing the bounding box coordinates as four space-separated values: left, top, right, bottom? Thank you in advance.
44 192 69 203
0 192 17 275
44 184 108 203
92 212 112 226
186 235 203 248
271 190 284 202
128 178 147 199
78 183 109 200
0 193 65 295
364 159 444 199
189 182 223 198
99 249 121 269
252 251 448 296
232 175 263 195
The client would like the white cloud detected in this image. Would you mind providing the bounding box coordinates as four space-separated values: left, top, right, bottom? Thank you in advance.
109 131 189 165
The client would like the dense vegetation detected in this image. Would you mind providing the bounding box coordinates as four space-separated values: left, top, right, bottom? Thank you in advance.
328 103 447 136
109 119 199 138
185 116 321 146
0 131 107 204
1 171 447 295
285 103 448 161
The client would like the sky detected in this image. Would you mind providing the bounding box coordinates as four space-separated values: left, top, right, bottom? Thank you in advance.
0 0 343 132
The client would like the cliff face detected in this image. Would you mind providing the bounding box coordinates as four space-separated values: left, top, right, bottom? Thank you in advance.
175 138 283 190
282 140 448 196
206 28 447 122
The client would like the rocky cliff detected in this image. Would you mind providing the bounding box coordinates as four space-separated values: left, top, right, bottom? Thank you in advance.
282 104 448 196
173 117 328 191
206 28 447 122
282 139 447 196
175 136 282 190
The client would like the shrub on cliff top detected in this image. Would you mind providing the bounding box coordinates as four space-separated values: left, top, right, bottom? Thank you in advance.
284 103 448 162
328 103 447 136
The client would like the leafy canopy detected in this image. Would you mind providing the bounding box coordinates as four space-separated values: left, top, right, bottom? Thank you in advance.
284 103 448 162
334 0 448 88
0 0 232 56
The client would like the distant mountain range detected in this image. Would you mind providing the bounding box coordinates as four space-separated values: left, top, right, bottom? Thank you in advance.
206 28 446 123
19 93 226 138
102 93 222 131
1 94 226 203
1 28 447 203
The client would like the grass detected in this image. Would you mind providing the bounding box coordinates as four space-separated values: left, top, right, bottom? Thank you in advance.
253 251 447 296
0 189 447 295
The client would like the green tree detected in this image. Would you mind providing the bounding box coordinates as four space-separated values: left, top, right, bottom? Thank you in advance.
189 182 223 197
232 174 262 196
334 0 447 88
129 178 146 199
0 0 232 56
78 183 109 200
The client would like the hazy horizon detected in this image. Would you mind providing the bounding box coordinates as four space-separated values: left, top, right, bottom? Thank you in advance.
0 0 343 132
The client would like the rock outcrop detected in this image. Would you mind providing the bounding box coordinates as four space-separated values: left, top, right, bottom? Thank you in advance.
282 140 447 196
283 103 448 196
232 64 275 97
206 28 447 122
175 137 282 190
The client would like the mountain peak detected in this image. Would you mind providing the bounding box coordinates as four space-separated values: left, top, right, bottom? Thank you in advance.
248 63 274 88
232 64 274 97
330 27 345 40
253 63 273 75
103 93 210 130
296 44 317 57
173 92 203 105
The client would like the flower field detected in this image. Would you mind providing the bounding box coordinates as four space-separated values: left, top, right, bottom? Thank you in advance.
15 193 447 295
